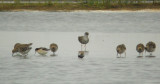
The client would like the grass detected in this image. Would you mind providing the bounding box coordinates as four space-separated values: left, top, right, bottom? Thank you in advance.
0 0 160 11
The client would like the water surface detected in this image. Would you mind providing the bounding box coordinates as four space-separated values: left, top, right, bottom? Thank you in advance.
0 11 160 84
0 11 160 33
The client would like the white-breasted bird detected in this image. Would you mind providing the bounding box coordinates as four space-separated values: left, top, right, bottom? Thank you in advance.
35 47 50 55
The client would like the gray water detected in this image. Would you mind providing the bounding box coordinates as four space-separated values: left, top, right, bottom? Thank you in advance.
0 11 160 84
0 11 160 33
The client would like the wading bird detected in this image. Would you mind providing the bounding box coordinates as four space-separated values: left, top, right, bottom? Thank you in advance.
116 44 126 58
12 43 32 56
136 43 145 56
145 41 156 56
50 43 58 56
35 47 50 55
78 32 89 51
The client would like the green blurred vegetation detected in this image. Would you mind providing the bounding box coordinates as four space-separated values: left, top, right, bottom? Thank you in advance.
0 0 160 11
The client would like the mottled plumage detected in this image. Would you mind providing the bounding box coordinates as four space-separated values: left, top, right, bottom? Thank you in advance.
78 32 89 51
12 43 32 56
116 44 126 57
50 43 58 55
145 41 156 55
14 43 21 48
136 43 145 56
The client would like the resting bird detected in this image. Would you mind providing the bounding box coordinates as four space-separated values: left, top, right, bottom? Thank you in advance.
78 32 89 51
145 41 156 55
12 43 32 56
136 43 145 56
116 44 126 57
35 47 50 55
50 43 58 55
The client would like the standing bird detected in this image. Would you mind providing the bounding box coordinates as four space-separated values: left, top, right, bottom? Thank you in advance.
12 43 32 56
145 41 156 56
50 43 58 56
136 43 145 56
35 47 50 55
116 44 126 58
78 32 89 51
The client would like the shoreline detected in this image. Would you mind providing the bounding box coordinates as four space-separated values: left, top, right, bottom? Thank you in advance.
0 3 160 12
9 9 160 12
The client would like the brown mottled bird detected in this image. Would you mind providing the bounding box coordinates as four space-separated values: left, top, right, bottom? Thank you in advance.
136 43 145 56
145 41 156 55
78 32 89 51
50 43 58 55
35 47 50 55
12 43 32 56
116 44 126 57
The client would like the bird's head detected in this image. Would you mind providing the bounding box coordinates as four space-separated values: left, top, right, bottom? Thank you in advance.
35 48 39 55
84 32 89 36
12 49 17 56
35 48 39 52
138 47 142 51
117 48 121 53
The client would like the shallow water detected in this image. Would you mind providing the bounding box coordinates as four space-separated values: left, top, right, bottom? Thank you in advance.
0 11 160 84
0 11 160 33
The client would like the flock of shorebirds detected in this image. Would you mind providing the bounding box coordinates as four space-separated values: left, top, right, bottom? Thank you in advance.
12 32 156 58
12 43 58 56
116 41 156 58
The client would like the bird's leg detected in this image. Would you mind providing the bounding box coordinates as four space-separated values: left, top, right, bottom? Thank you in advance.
140 53 142 56
117 53 118 57
142 52 143 56
53 52 55 55
120 54 121 58
81 44 82 51
125 52 126 58
150 52 152 56
85 44 86 51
